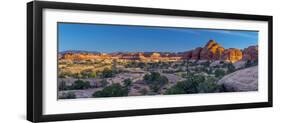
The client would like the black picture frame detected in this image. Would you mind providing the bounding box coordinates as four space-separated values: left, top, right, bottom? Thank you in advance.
27 1 273 122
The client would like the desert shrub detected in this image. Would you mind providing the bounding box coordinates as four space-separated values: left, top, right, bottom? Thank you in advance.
58 71 72 78
72 80 91 90
89 71 97 78
201 67 209 73
214 69 225 78
160 62 169 69
137 62 146 69
92 83 128 97
123 79 132 88
100 79 109 87
181 73 188 78
73 73 83 79
143 72 168 92
165 74 216 95
245 60 251 68
60 92 76 99
245 60 258 68
165 80 198 94
201 61 210 67
207 68 213 74
227 63 235 73
102 68 114 78
197 76 221 93
165 84 186 94
81 69 97 78
253 60 258 66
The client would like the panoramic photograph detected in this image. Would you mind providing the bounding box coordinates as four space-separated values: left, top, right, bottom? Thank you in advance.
57 23 259 99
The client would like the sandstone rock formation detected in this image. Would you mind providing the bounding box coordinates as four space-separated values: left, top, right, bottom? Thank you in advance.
243 45 258 61
62 53 105 60
191 47 202 60
217 66 258 92
182 40 247 63
60 40 258 63
182 51 192 60
222 48 243 63
200 40 225 60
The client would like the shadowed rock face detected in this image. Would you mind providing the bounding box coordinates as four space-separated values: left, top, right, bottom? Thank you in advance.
217 66 258 92
191 47 203 60
182 51 193 59
243 45 258 61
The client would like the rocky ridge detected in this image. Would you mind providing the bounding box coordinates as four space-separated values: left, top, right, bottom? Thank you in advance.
183 40 257 63
60 40 258 63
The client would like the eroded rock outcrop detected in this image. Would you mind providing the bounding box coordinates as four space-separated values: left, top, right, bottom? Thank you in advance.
200 40 225 60
182 51 193 60
191 47 203 60
183 40 245 63
222 48 243 63
60 40 258 63
243 45 258 61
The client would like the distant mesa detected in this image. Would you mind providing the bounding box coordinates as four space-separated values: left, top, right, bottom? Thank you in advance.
59 40 258 63
59 50 100 54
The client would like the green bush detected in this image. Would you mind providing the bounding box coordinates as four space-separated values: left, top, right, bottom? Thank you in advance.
165 74 221 94
72 80 91 90
80 69 97 78
100 79 109 87
89 71 97 78
73 73 83 79
143 72 168 92
227 63 235 73
165 80 198 94
197 76 220 93
102 68 114 78
245 60 258 68
201 61 210 67
123 79 132 88
214 69 225 78
165 84 185 94
58 71 72 78
92 83 128 97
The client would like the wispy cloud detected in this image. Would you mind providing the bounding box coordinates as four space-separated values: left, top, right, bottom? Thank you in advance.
200 30 258 39
165 28 257 39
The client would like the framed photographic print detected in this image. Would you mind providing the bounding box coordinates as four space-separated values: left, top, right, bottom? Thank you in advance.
27 1 273 122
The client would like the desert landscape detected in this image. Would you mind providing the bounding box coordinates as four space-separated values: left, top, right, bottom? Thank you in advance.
58 40 258 99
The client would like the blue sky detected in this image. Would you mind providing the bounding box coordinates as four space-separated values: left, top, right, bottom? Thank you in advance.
58 23 258 53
